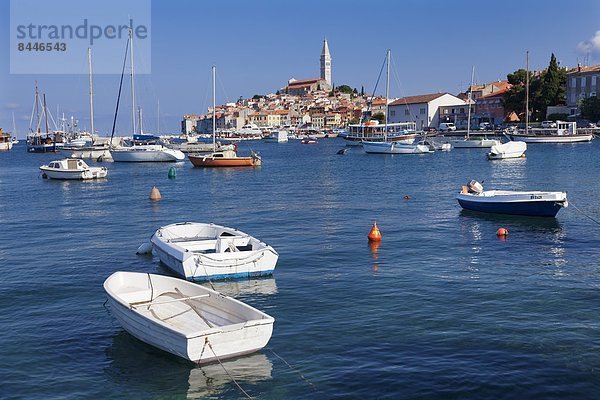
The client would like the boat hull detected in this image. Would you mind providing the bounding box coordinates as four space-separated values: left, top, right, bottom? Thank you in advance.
104 272 274 364
39 165 108 180
362 141 432 154
487 141 527 159
450 138 500 148
508 134 593 143
0 141 13 151
456 191 567 217
188 155 261 167
111 147 185 162
70 148 113 160
151 222 278 281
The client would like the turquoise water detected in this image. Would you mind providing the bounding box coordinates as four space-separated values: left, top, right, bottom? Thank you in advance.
0 139 599 399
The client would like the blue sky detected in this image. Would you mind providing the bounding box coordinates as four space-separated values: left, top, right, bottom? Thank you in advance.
1 0 600 137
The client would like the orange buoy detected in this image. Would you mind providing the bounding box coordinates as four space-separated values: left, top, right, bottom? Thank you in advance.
496 227 509 237
368 222 382 242
149 186 162 201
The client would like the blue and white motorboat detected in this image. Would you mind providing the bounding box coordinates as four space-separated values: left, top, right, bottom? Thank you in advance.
456 180 568 217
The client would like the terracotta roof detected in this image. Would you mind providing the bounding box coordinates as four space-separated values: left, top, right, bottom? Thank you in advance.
389 93 448 106
288 78 322 86
481 86 511 99
492 80 511 91
567 64 600 74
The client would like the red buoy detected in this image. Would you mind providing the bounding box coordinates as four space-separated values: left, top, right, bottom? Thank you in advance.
496 227 509 237
368 222 382 242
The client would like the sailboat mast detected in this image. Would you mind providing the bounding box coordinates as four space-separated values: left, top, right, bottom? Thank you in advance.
212 65 216 152
129 28 136 136
525 51 529 134
466 65 474 138
139 107 144 134
88 48 95 137
385 49 390 139
35 81 40 133
43 94 49 137
12 112 17 138
157 100 160 135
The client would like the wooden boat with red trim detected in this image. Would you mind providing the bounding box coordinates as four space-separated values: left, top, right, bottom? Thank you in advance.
188 149 261 167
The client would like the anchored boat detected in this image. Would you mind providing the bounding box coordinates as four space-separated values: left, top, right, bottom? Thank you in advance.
103 271 274 364
39 158 108 180
456 180 568 217
487 140 527 159
150 222 279 281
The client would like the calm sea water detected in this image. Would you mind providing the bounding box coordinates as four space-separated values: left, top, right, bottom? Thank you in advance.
0 139 599 399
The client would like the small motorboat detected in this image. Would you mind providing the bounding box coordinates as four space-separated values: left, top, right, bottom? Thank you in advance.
150 222 279 281
103 271 275 364
487 141 527 160
456 180 568 217
39 158 108 180
336 147 349 155
300 137 318 144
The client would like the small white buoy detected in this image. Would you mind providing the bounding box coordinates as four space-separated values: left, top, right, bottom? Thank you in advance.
136 242 153 255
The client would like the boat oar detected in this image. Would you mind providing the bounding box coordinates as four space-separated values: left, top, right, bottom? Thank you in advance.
130 293 209 308
175 288 216 328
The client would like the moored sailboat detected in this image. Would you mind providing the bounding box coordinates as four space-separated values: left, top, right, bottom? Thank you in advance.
362 49 432 154
188 66 262 168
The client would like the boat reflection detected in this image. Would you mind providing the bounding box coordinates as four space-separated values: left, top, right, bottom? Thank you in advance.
105 331 273 399
459 209 563 232
201 277 278 297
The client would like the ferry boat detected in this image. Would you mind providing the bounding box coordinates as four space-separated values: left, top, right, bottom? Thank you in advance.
344 120 418 146
507 121 593 143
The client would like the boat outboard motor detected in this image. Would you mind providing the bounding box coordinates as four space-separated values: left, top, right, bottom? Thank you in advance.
467 180 484 194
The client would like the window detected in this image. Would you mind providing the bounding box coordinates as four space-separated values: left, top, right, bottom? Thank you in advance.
444 109 449 114
571 77 577 87
460 108 465 113
592 76 597 86
420 108 426 115
591 92 597 97
404 109 410 115
581 77 586 87
390 110 395 116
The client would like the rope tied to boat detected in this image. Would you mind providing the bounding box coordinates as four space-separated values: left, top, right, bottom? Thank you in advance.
205 338 254 399
266 346 319 393
569 200 600 226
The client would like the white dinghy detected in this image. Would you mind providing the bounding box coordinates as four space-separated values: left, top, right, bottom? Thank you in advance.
151 222 279 281
487 140 527 160
104 271 275 364
39 158 108 180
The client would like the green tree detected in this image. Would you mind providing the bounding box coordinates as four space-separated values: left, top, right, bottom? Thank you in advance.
336 85 353 94
507 69 528 85
579 97 600 122
371 112 385 123
360 86 365 96
540 53 566 105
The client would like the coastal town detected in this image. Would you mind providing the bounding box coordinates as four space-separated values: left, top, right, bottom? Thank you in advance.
182 38 600 136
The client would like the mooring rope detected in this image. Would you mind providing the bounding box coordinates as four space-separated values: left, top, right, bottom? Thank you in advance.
569 200 600 226
205 339 254 399
266 347 319 392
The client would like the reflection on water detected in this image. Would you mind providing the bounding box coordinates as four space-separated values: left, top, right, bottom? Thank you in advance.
105 331 272 399
203 277 278 297
459 209 563 232
187 353 272 399
488 156 527 187
368 241 380 271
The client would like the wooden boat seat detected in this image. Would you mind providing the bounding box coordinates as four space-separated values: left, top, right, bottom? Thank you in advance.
216 236 251 253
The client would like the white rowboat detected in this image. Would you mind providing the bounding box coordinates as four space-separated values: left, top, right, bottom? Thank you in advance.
151 222 279 281
104 271 275 364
